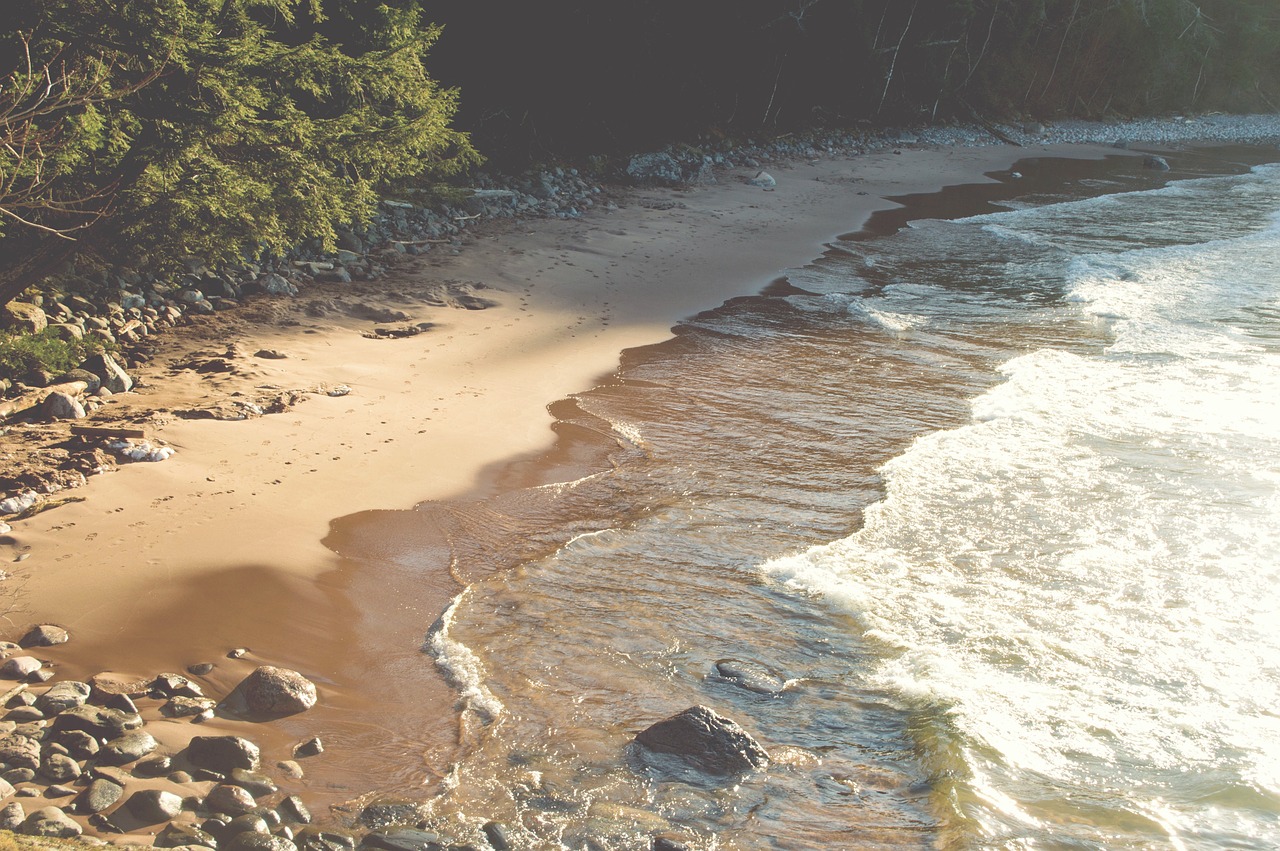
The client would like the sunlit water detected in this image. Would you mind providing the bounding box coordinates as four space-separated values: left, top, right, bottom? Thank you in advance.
412 150 1280 850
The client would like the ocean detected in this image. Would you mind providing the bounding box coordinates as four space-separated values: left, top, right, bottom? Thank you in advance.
413 147 1280 849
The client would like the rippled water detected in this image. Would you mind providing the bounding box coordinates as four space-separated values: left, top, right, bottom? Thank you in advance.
410 148 1280 849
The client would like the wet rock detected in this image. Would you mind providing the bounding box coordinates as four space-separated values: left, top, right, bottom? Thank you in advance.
223 813 270 836
357 800 429 830
238 667 317 716
52 704 143 739
295 828 357 851
36 680 91 714
709 659 790 696
747 171 777 188
127 788 184 823
481 822 511 851
164 696 217 718
19 624 70 648
80 352 134 393
39 752 82 783
1 657 43 679
187 735 261 773
99 729 158 765
21 805 82 837
224 833 298 851
55 728 100 759
361 828 446 851
206 783 257 815
633 705 769 775
0 733 41 769
229 768 278 797
293 737 323 758
276 760 304 780
1144 154 1171 171
277 795 311 825
74 777 125 814
156 822 219 848
0 801 24 830
188 663 216 676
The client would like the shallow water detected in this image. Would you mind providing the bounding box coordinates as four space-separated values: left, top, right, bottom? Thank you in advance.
386 147 1280 849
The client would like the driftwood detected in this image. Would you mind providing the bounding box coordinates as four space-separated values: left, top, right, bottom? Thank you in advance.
70 425 147 440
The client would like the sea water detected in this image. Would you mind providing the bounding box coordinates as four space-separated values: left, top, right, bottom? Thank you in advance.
419 149 1280 850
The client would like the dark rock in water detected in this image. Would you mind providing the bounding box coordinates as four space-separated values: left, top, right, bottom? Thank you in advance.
20 624 70 648
278 794 311 825
709 659 790 696
224 813 270 836
127 788 184 823
52 704 143 739
188 735 261 773
73 777 125 814
238 666 317 716
295 828 357 851
206 783 258 815
98 729 158 765
21 805 81 837
188 662 216 676
361 827 446 851
230 768 279 797
357 800 429 830
156 821 219 848
293 737 323 758
633 705 769 775
480 822 511 851
652 836 692 851
1144 154 1171 171
224 832 298 851
35 680 91 714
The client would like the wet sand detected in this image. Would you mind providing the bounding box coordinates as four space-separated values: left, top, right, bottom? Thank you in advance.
0 142 1130 819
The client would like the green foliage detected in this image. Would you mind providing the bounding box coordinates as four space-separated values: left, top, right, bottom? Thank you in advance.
0 329 94 378
0 0 479 303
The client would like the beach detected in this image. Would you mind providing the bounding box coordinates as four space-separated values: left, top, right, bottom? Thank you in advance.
2 124 1278 844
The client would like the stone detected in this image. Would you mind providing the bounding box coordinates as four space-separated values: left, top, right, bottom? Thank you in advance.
0 733 41 769
127 789 184 823
0 777 13 799
257 273 298 297
42 390 86 420
276 795 310 825
187 663 216 676
229 768 277 797
709 659 790 696
357 800 428 830
276 760 304 780
747 171 777 188
88 765 132 787
45 784 77 798
39 752 82 783
35 680 91 714
55 729 100 759
239 667 316 716
48 322 85 342
1143 154 1171 171
74 777 125 814
4 706 43 722
80 352 134 393
632 705 769 775
1 657 42 679
163 696 217 718
223 833 298 851
19 624 70 648
361 828 448 851
0 801 24 830
224 813 270 836
168 771 194 784
187 736 260 774
2 302 48 334
625 153 684 186
481 822 511 851
293 737 323 758
156 822 219 848
295 828 356 851
2 768 35 784
205 783 257 815
88 671 152 697
99 729 158 765
136 754 173 776
155 673 204 698
20 805 81 837
51 704 143 739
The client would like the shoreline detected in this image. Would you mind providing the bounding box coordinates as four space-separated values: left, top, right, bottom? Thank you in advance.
1 121 1278 840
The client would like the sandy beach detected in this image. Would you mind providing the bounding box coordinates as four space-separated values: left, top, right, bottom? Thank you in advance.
0 140 1132 821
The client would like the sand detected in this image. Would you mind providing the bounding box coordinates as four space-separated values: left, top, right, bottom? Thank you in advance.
0 141 1126 815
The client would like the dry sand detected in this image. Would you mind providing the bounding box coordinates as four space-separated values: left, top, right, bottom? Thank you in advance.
0 141 1126 815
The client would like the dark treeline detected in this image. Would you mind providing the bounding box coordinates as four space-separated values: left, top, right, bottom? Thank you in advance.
425 0 1280 161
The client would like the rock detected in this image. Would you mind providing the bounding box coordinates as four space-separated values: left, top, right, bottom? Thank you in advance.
0 801 24 830
276 760 304 779
154 673 204 697
205 783 257 815
2 768 35 784
229 768 277 797
80 352 134 393
21 805 82 837
295 828 356 851
357 801 429 830
0 777 13 799
747 171 776 188
1 657 43 679
361 828 446 851
257 273 298 296
223 833 298 851
74 778 125 814
39 752 82 783
135 754 173 776
0 733 41 769
0 492 38 516
127 789 184 823
239 667 317 716
293 737 323 758
163 696 217 718
633 705 769 775
168 770 193 784
187 662 216 676
36 680 91 714
709 659 790 695
42 390 86 420
481 822 512 851
2 302 48 334
51 704 143 739
187 736 261 773
277 795 310 825
20 624 70 648
89 671 152 697
98 729 158 765
55 729 101 759
104 693 139 713
156 822 219 848
625 153 684 186
224 812 270 836
1144 154 1171 171
4 706 43 722
88 765 132 787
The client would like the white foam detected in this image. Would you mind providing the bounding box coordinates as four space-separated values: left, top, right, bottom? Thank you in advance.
426 589 505 724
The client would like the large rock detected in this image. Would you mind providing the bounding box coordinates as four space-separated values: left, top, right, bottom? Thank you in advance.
0 656 43 679
0 733 42 769
361 828 446 851
2 302 48 334
98 729 158 765
0 801 24 830
633 705 769 775
20 624 70 648
709 659 790 696
205 783 257 815
80 352 134 393
35 680 91 714
187 735 260 773
73 777 125 814
21 806 81 837
127 788 184 823
295 828 356 851
51 704 143 739
38 752 81 783
42 390 86 420
156 822 219 848
239 667 317 716
223 833 298 851
626 153 684 186
747 171 777 188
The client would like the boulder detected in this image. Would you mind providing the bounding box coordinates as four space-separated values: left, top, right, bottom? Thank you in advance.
163 696 217 718
55 729 100 759
20 805 81 837
747 171 777 189
51 704 143 739
42 390 86 420
74 777 125 814
127 788 184 823
0 657 43 679
223 833 298 851
361 828 446 851
187 735 261 773
709 659 790 696
357 800 428 830
154 673 204 698
293 737 323 758
88 670 153 697
0 801 24 830
229 768 277 797
294 828 357 851
80 352 134 393
98 729 158 765
625 153 684 186
239 666 317 716
205 783 257 815
35 680 91 714
0 778 13 799
481 822 512 851
0 733 42 769
156 822 219 848
19 624 71 648
277 795 311 825
1144 155 1171 171
2 302 47 334
38 752 81 783
633 705 769 775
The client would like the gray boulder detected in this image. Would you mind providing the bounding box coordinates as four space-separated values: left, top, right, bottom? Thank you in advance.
99 729 159 765
239 667 317 716
127 788 184 823
626 153 684 186
633 705 769 775
52 704 143 739
42 391 86 420
20 624 71 648
35 680 91 714
0 733 42 769
1 656 43 679
21 806 81 837
38 752 81 783
80 352 134 393
205 783 257 815
709 659 790 696
74 777 125 814
156 822 219 848
187 735 261 773
2 302 47 334
1144 155 1171 171
0 801 24 830
747 171 777 189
